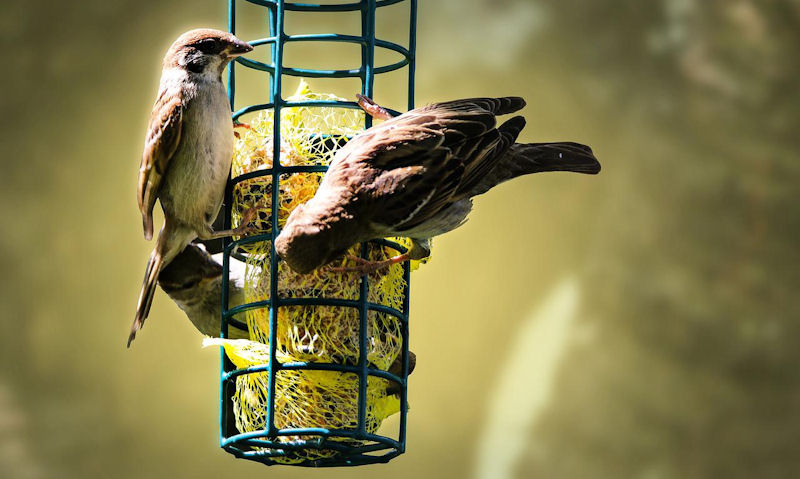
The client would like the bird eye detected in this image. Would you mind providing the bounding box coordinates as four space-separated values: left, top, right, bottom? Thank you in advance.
195 38 221 54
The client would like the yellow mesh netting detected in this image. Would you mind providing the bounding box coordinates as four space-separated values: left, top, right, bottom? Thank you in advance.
206 81 423 463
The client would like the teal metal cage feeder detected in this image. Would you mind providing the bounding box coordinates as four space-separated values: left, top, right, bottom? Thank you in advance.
220 0 417 467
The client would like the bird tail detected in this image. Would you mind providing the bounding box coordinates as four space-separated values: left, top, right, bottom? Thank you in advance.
129 222 191 347
129 248 163 347
510 142 601 174
468 141 601 197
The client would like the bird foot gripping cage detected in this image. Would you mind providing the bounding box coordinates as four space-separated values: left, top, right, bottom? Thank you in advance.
218 0 417 467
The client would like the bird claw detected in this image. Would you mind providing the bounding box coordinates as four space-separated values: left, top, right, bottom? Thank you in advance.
233 121 252 139
231 224 260 238
239 202 259 224
234 199 267 236
355 94 394 120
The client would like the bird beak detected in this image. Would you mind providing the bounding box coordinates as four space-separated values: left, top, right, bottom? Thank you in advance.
227 40 253 57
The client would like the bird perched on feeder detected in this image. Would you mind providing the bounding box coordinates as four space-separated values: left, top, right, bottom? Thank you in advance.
157 243 249 339
131 29 254 347
274 95 601 274
160 243 415 394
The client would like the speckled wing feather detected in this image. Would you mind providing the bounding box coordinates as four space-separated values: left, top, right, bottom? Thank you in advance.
138 85 184 240
330 97 526 232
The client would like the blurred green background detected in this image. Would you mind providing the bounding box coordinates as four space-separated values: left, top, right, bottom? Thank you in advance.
1 1 799 477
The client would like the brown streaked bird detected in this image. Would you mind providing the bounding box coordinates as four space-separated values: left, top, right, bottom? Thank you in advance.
130 29 254 347
157 243 249 340
274 95 601 274
160 243 415 395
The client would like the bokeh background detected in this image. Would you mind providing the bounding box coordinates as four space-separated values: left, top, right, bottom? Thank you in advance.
2 1 799 477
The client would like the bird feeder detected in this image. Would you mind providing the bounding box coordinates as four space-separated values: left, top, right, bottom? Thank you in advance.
218 0 417 466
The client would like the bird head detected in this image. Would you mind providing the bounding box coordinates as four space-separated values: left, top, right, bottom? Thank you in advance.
158 243 223 297
274 204 354 274
165 28 253 75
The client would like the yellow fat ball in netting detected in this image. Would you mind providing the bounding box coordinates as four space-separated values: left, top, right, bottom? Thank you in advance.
208 81 423 463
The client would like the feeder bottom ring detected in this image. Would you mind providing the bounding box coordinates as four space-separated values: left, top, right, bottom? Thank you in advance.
222 429 403 466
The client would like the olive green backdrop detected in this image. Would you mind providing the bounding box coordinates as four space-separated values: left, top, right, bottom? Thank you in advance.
1 1 798 478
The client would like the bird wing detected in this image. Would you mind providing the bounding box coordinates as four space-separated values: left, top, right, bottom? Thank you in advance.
138 84 184 240
333 97 525 232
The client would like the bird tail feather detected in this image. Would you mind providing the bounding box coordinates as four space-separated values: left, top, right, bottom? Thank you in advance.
128 222 191 347
468 141 601 197
129 249 163 347
511 142 601 174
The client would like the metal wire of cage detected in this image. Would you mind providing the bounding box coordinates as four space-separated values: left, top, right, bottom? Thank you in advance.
220 0 417 467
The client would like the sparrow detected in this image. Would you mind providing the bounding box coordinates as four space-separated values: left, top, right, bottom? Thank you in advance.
157 242 249 339
274 95 601 274
130 29 254 347
159 243 416 395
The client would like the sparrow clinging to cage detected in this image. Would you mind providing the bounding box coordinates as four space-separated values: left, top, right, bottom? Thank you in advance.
158 242 417 394
274 95 601 274
157 243 249 340
130 29 254 347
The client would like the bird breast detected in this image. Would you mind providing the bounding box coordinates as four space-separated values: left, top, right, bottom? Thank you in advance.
160 74 233 231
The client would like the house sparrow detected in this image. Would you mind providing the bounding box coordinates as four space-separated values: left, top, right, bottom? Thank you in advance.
159 244 415 394
274 95 601 274
157 243 249 339
164 244 415 398
130 29 254 346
